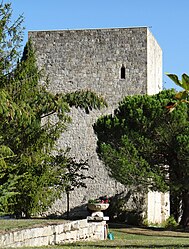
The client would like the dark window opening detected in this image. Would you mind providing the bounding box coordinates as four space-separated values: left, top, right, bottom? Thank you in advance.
121 65 125 79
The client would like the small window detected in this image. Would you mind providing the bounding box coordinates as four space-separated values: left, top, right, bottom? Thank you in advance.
121 65 125 79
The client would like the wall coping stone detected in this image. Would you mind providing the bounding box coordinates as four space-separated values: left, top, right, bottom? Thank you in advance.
0 219 106 248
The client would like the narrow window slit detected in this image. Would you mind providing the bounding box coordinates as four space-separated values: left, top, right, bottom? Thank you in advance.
121 65 125 79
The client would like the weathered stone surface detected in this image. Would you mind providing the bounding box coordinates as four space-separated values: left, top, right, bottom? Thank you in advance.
71 220 80 230
147 191 170 224
28 27 162 217
0 219 106 248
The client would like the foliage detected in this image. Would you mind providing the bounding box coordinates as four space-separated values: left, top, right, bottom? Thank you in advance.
0 1 25 215
0 1 24 86
0 2 107 217
143 216 178 229
166 73 189 112
94 89 189 226
0 38 70 217
162 215 178 229
166 73 189 91
64 90 107 114
88 196 109 204
51 150 93 218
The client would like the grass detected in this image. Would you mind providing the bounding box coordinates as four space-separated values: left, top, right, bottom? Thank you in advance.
1 220 189 249
40 227 189 249
0 218 67 233
59 227 189 249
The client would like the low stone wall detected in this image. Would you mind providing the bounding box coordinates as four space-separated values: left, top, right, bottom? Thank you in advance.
0 219 106 248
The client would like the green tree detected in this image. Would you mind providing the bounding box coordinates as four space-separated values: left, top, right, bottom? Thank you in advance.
94 89 189 226
0 2 24 86
0 2 107 217
0 1 25 215
51 150 93 218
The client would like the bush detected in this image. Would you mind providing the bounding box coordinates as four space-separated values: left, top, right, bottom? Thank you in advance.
162 216 178 229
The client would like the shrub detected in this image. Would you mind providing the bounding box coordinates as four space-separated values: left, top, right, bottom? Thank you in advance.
162 216 178 229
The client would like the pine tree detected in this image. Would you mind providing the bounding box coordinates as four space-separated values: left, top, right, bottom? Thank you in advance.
94 89 189 227
0 2 24 87
0 1 24 215
0 2 107 217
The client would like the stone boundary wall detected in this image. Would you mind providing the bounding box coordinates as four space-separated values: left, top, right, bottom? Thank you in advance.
0 219 106 248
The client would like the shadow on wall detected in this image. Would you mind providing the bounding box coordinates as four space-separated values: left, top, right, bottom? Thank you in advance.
47 191 145 225
47 203 90 220
107 191 145 226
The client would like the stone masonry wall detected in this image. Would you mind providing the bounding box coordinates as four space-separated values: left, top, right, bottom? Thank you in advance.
28 27 162 217
29 28 149 104
147 29 162 95
0 219 106 248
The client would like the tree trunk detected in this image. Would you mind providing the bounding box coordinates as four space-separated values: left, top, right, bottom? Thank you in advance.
15 211 22 219
180 190 189 227
170 191 182 223
66 191 70 219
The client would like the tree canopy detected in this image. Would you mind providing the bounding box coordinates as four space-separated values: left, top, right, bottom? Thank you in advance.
0 2 107 217
94 89 189 226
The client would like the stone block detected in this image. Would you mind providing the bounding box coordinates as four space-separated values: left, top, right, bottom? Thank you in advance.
63 223 71 232
54 224 64 234
71 221 80 230
78 219 88 228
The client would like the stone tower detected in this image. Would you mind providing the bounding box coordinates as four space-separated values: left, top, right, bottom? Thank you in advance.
29 27 163 217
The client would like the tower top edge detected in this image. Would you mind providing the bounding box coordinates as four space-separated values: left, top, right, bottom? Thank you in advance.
28 26 150 33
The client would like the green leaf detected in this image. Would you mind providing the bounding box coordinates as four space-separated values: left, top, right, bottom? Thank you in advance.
175 91 188 100
166 73 183 88
166 73 189 92
182 74 189 90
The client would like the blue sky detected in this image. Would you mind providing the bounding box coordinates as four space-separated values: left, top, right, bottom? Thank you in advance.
7 0 189 90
